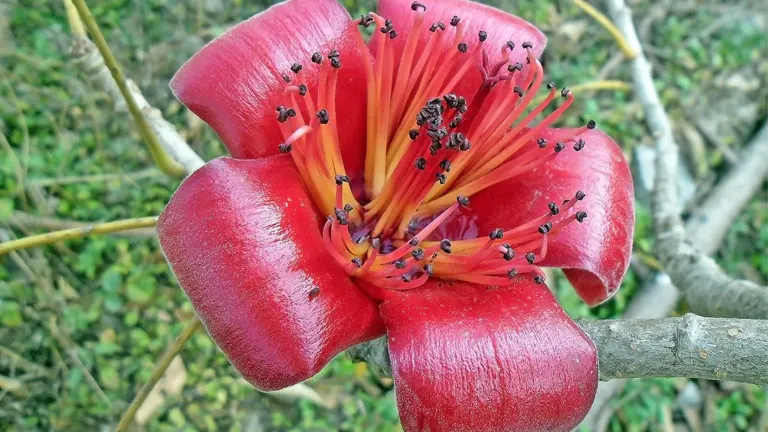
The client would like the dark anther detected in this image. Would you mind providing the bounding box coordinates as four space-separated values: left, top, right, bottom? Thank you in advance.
576 211 588 222
522 41 533 49
335 174 350 185
440 159 452 172
573 139 586 151
316 109 331 125
429 143 441 156
415 157 427 170
371 238 381 249
402 274 412 282
537 138 548 148
575 190 586 200
502 247 515 261
443 93 458 107
409 129 420 140
328 49 340 58
436 172 448 184
457 195 470 207
587 119 596 129
423 264 434 276
281 72 291 83
533 275 545 284
457 42 468 53
449 114 463 129
409 237 420 247
554 142 565 152
507 62 523 73
506 41 515 51
277 107 296 123
290 63 303 73
335 209 348 226
351 257 363 268
330 57 342 69
308 287 320 299
394 259 407 269
513 86 524 97
278 143 292 153
548 201 560 215
538 221 553 234
440 239 452 254
525 252 536 264
298 84 308 96
489 228 504 240
276 105 285 112
389 30 398 39
547 82 556 90
450 16 461 26
380 19 393 33
478 31 488 42
344 203 354 212
359 13 375 27
456 96 467 112
507 269 518 278
412 248 425 261
561 87 571 98
429 21 446 32
411 1 426 11
311 52 323 64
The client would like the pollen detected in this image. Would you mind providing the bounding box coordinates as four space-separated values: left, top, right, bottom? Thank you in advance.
273 1 594 291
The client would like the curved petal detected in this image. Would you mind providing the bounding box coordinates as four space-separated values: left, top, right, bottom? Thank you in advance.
469 128 635 306
157 156 384 391
380 280 598 432
171 0 369 175
375 0 546 95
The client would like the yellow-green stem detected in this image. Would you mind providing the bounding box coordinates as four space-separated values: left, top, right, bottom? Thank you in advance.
69 0 186 177
572 0 638 59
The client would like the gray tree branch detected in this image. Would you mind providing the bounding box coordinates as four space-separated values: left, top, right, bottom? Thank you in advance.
349 314 768 385
604 0 768 320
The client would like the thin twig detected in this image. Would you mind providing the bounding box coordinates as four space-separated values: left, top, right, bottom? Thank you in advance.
28 167 162 187
0 217 158 255
0 346 54 377
572 0 637 59
115 319 202 432
69 0 186 177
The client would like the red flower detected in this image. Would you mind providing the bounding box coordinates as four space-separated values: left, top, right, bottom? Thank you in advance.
158 0 634 430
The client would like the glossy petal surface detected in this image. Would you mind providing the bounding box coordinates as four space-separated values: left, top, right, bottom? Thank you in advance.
376 0 546 95
157 156 384 391
380 280 598 432
171 0 368 174
470 128 634 305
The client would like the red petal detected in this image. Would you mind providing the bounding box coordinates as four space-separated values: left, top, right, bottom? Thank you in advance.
470 128 635 306
157 156 384 391
171 0 369 175
376 0 546 95
380 280 598 432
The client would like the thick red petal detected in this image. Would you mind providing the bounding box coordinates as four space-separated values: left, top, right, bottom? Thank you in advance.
470 128 635 306
376 0 546 95
380 280 598 432
171 0 369 175
157 156 384 391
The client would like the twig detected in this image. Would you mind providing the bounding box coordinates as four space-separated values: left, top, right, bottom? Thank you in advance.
0 345 54 377
572 0 637 59
604 0 768 319
69 0 186 177
685 123 768 254
0 217 158 255
349 314 768 385
6 211 156 238
115 319 202 432
28 167 162 187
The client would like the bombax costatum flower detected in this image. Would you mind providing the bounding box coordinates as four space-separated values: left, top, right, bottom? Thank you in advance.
158 0 635 429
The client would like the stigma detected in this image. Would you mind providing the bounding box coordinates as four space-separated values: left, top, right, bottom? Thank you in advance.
273 2 594 291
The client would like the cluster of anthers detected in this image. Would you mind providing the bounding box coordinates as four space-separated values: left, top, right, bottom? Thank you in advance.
274 2 594 290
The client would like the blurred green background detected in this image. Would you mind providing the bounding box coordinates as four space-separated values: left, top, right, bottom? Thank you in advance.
1 0 766 430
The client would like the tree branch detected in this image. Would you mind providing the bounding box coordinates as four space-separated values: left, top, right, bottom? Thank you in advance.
349 314 768 386
0 217 158 255
604 0 768 319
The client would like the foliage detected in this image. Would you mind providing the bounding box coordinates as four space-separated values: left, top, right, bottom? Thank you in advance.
1 0 766 430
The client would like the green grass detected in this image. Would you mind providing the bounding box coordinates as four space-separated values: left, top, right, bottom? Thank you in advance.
1 0 766 430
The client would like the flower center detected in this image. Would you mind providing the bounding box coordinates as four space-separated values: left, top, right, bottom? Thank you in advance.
274 2 594 291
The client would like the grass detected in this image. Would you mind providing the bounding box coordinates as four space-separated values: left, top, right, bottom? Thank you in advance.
1 0 766 430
